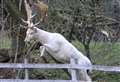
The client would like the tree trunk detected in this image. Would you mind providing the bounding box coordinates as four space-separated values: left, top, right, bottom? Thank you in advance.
5 0 26 60
84 44 92 62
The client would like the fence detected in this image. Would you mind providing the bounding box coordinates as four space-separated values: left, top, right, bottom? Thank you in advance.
0 58 120 82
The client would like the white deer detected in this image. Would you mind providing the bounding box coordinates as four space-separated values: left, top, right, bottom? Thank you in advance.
22 0 92 81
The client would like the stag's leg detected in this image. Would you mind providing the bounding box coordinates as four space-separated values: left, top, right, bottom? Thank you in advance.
42 44 71 78
43 44 60 53
77 60 92 82
39 46 50 63
76 69 91 82
39 46 46 57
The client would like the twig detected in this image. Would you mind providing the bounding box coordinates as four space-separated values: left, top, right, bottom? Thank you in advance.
13 25 20 79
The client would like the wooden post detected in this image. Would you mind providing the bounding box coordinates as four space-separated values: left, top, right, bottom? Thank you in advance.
70 58 77 81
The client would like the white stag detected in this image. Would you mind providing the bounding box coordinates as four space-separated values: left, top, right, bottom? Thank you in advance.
22 0 92 81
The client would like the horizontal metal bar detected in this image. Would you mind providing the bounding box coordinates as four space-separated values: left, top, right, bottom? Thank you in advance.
0 63 88 69
0 63 119 72
0 79 79 82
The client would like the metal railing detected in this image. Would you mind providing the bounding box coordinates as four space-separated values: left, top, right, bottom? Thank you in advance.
0 58 119 82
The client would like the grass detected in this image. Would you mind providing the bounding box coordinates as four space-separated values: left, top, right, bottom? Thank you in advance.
72 40 120 65
72 40 120 82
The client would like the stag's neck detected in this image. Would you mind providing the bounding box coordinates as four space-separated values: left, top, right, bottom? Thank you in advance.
36 27 51 44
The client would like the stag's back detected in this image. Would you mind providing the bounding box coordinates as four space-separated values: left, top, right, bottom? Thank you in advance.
48 33 91 66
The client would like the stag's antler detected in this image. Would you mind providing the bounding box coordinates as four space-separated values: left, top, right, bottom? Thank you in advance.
21 0 35 23
21 0 40 28
24 0 32 21
21 0 33 24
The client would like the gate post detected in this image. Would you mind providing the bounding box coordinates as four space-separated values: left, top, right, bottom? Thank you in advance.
70 58 77 82
24 58 29 80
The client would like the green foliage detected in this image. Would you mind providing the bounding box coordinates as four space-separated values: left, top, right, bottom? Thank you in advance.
4 0 23 21
29 69 69 80
92 71 120 82
72 41 120 65
0 36 11 49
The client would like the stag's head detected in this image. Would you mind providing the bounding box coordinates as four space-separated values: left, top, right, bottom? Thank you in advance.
22 0 40 42
24 27 38 42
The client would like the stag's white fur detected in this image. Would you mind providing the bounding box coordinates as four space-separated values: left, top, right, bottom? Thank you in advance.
23 0 92 81
24 27 92 81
